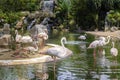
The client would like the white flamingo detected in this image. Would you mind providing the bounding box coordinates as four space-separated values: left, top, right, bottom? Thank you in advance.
15 30 22 43
23 41 38 54
38 32 48 40
98 36 111 55
15 30 33 43
110 42 118 57
98 36 111 47
40 37 67 61
88 36 111 56
20 35 33 43
98 36 106 41
78 34 87 40
88 39 100 56
37 32 48 48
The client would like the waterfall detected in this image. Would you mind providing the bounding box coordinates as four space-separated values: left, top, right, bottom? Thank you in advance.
27 19 36 30
42 0 54 12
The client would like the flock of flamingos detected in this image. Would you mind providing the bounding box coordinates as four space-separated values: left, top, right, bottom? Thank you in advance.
14 28 118 61
84 34 118 58
41 33 118 61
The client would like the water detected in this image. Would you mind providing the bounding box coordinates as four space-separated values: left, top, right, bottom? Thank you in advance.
0 31 120 80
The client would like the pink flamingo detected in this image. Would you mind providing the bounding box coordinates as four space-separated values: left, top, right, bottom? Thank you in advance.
78 34 87 40
88 36 111 56
39 37 67 61
110 42 118 57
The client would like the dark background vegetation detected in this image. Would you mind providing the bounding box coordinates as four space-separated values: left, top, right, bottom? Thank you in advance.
0 0 120 32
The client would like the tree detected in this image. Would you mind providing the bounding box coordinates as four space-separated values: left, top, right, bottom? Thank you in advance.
0 0 39 12
106 10 120 27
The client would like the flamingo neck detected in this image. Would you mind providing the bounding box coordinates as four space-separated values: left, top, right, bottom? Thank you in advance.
33 42 38 50
15 30 18 36
112 42 115 48
60 37 67 57
35 45 38 50
105 36 110 44
61 40 65 48
61 37 67 47
45 34 48 40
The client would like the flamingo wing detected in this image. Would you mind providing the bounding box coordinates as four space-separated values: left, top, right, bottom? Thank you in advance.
21 36 33 43
88 40 99 48
46 46 65 58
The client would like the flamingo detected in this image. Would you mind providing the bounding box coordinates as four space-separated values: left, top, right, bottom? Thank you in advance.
20 35 33 43
11 41 38 57
38 32 48 40
98 36 111 55
98 36 106 41
15 30 22 43
15 30 33 43
39 37 67 61
78 34 87 40
98 36 111 47
37 32 48 48
88 36 111 56
23 41 38 54
110 42 118 57
88 39 100 56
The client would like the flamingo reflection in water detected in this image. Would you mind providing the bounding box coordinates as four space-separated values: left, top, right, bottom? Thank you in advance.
40 37 67 61
97 49 111 69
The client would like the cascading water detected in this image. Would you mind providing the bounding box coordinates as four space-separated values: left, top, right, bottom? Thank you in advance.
42 0 55 12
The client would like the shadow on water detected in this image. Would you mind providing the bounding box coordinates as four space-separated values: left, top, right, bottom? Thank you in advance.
0 31 120 80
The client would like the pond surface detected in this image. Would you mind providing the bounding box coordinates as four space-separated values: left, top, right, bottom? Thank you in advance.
0 31 120 80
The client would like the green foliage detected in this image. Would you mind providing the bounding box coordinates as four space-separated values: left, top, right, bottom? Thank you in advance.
0 0 120 31
0 0 40 26
0 11 24 26
68 0 120 30
55 0 72 24
0 0 39 12
114 0 120 9
106 10 120 27
70 0 91 29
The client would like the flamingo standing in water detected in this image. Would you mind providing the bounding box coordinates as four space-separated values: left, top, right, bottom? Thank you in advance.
98 36 111 46
110 42 118 57
88 36 111 56
40 37 67 61
110 41 118 65
88 39 100 56
98 36 111 57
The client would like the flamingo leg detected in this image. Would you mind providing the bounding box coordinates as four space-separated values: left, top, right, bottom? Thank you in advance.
52 56 56 62
98 47 103 57
93 48 96 57
93 48 97 68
